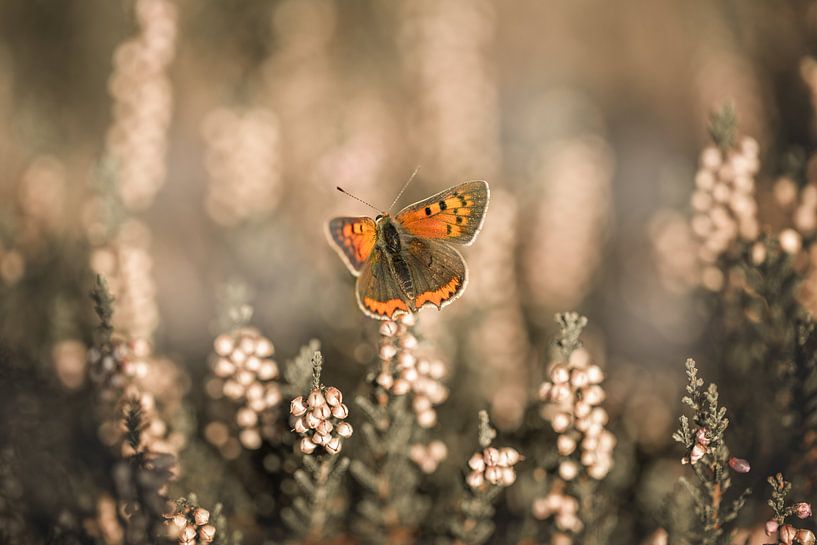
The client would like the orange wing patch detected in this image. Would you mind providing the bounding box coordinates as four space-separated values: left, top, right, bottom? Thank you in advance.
327 217 377 275
362 297 410 318
416 276 462 309
396 181 489 245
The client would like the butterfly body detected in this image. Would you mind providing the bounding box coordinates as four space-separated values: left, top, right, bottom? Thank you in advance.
328 180 489 320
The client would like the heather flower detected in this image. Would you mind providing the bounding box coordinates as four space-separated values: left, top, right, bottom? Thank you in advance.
290 353 352 455
538 342 615 479
465 411 522 490
375 314 448 428
206 327 281 450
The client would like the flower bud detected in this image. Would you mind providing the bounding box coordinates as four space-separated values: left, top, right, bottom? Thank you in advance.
429 440 447 461
780 228 802 255
727 456 750 474
290 396 307 416
193 507 210 526
325 436 342 454
300 437 316 454
401 366 419 383
468 452 486 472
695 428 709 446
392 378 411 395
797 529 816 545
214 334 235 356
172 513 187 528
336 421 354 438
312 432 330 445
537 382 552 400
485 465 501 484
499 447 521 466
199 524 216 543
376 372 394 389
324 386 342 406
795 502 813 519
305 411 322 429
574 401 591 418
689 443 706 465
293 417 308 434
483 447 500 466
379 343 398 360
558 460 579 481
180 525 197 543
551 412 572 433
308 389 326 408
781 524 797 545
316 420 334 435
764 519 778 536
331 403 349 419
416 409 437 428
413 395 432 413
466 470 484 489
550 364 570 384
316 404 331 419
500 466 516 485
401 333 418 349
379 321 399 337
586 365 604 384
557 435 577 456
570 369 589 388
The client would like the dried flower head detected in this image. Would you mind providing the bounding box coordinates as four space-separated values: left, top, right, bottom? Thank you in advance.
290 352 353 455
465 411 522 490
375 314 448 427
538 341 615 479
206 327 281 451
166 497 220 545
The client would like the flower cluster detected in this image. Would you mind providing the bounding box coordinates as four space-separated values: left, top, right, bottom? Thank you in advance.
88 335 151 402
168 503 216 544
538 348 614 479
532 489 582 533
105 0 178 211
689 136 760 290
89 221 160 341
766 473 815 545
290 385 353 455
202 107 282 226
409 440 448 474
376 315 448 428
465 446 522 489
209 327 282 449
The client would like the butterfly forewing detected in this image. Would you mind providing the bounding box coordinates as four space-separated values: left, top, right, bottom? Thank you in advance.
395 180 489 245
327 216 377 275
356 247 411 319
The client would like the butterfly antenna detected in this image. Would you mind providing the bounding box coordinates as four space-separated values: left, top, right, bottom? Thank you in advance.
388 165 421 214
336 187 384 214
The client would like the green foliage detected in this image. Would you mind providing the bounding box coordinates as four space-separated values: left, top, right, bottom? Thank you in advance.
90 274 115 346
708 102 737 152
670 359 750 545
282 454 351 542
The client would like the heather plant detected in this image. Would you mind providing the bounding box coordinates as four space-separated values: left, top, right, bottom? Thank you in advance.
8 2 817 545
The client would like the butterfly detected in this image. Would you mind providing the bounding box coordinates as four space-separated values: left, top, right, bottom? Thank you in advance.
327 179 490 320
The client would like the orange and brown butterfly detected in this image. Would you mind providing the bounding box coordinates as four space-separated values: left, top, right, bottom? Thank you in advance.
327 177 489 320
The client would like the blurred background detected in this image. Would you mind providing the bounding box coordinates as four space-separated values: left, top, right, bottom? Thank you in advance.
3 0 817 542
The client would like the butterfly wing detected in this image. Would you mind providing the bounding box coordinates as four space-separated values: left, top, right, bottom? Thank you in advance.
327 217 377 275
395 180 489 245
356 247 411 320
401 236 467 311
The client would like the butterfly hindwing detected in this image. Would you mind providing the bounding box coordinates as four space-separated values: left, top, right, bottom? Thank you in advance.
327 217 377 275
356 247 411 320
395 180 489 245
401 235 467 311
